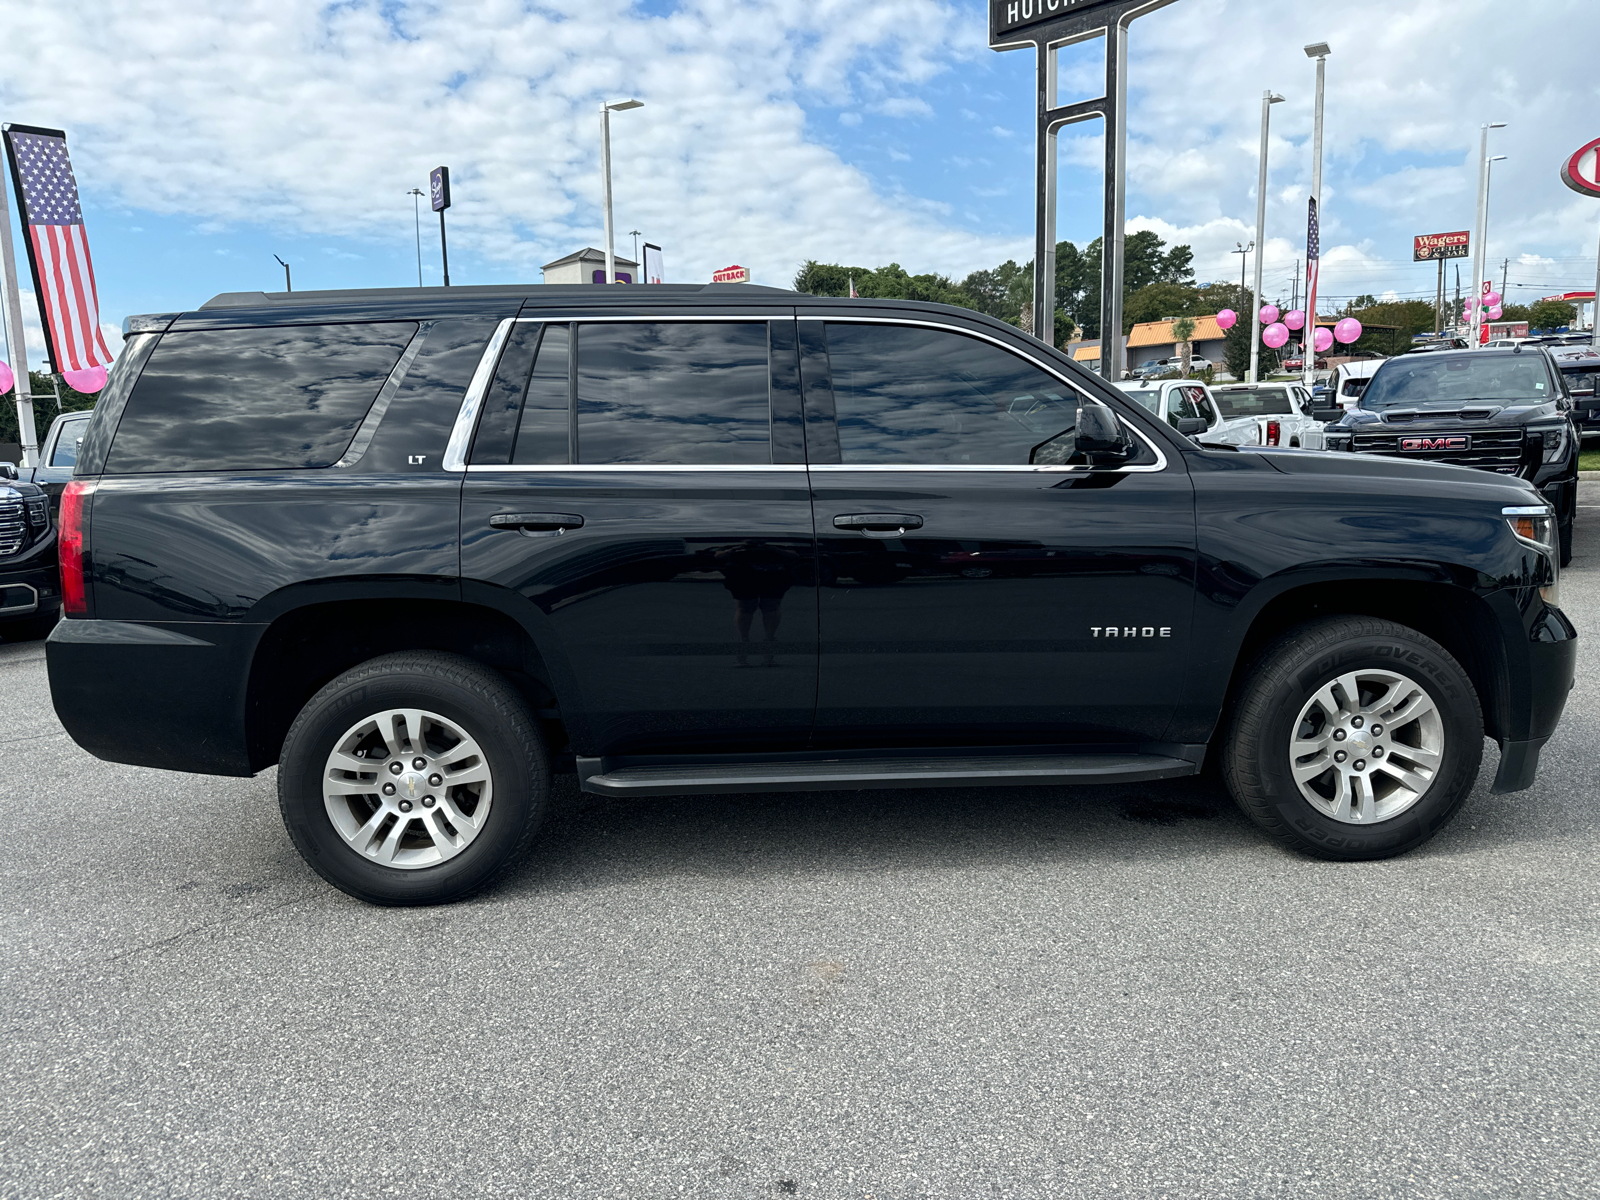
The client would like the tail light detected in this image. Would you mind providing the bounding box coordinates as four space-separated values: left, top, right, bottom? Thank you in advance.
1265 420 1281 447
59 480 95 616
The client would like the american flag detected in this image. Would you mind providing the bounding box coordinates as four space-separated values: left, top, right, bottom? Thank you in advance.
1304 196 1320 335
4 127 113 373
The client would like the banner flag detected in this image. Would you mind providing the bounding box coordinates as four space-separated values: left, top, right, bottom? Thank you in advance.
2 124 113 373
1304 197 1320 346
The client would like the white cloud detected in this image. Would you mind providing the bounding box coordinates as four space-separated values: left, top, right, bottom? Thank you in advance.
0 0 1016 292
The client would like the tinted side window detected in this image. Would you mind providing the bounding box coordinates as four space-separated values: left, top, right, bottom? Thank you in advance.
575 323 770 465
49 419 90 467
513 325 571 465
824 323 1082 465
105 322 416 472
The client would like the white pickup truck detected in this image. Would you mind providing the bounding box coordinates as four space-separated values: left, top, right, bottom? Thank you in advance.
1208 382 1328 449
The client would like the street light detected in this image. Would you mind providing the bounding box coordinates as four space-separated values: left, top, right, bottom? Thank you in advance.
1234 241 1255 294
407 188 425 286
1303 43 1330 388
273 254 292 292
1469 122 1507 346
600 98 643 286
1249 91 1285 383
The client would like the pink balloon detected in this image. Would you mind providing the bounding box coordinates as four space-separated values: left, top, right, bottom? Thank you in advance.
1262 322 1290 349
0 362 11 395
1259 305 1280 325
1313 326 1335 353
1485 305 1503 321
63 366 108 394
1283 309 1306 331
1463 297 1477 311
1483 291 1501 307
1216 308 1237 330
1334 317 1363 344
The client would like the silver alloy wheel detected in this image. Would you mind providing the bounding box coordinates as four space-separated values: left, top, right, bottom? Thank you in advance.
1289 669 1445 824
322 708 493 869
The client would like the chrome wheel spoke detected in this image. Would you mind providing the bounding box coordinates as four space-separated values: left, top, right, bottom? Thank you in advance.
323 706 494 870
1288 668 1445 827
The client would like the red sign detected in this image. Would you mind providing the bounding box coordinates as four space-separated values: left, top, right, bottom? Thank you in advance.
1560 137 1600 198
711 264 750 284
1413 231 1469 262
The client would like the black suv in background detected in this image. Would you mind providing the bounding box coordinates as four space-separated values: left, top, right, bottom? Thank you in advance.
46 285 1575 904
0 464 55 639
1320 347 1580 565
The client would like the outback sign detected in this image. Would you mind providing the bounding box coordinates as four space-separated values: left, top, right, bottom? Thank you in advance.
1413 231 1469 262
712 265 750 284
990 0 1115 40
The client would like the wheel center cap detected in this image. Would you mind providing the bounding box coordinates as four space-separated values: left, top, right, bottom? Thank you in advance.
1346 728 1373 754
396 772 428 803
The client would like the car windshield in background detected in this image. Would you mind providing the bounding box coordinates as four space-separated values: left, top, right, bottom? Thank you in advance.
1360 354 1551 410
1563 366 1600 395
1214 388 1293 418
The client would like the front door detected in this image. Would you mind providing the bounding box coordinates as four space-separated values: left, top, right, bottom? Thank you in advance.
460 313 817 757
801 316 1198 749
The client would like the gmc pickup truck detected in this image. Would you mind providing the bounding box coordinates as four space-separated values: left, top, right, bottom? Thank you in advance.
45 285 1576 904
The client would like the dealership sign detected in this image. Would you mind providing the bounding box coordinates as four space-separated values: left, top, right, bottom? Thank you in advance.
990 0 1116 39
1560 137 1600 198
1413 231 1468 261
712 264 750 284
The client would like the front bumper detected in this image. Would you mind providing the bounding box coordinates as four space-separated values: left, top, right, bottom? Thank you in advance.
0 558 59 621
1489 602 1577 794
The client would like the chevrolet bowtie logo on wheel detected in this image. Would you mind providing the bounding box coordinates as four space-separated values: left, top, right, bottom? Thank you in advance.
1401 436 1470 451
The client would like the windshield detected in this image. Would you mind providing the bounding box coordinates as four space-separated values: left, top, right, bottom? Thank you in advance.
1361 354 1551 410
1214 387 1293 418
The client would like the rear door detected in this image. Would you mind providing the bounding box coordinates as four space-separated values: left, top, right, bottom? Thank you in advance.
801 314 1198 749
459 312 817 758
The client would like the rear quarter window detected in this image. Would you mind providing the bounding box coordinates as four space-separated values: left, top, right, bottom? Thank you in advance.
103 322 417 473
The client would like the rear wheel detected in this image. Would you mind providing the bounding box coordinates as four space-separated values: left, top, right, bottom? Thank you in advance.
278 651 549 905
1223 617 1482 861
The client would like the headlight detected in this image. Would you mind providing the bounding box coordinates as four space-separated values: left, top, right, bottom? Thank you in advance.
1504 504 1559 609
1528 423 1568 463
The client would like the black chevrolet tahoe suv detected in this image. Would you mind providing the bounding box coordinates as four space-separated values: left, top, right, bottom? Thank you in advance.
45 285 1576 904
1320 346 1580 565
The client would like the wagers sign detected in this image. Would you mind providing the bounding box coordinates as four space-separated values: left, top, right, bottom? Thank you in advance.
1413 231 1469 262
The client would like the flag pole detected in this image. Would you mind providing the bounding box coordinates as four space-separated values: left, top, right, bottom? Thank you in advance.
0 133 36 468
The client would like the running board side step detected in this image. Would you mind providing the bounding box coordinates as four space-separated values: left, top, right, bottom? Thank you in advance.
576 748 1201 798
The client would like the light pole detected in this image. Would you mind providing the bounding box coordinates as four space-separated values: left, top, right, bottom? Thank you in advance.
273 254 292 292
1303 42 1330 388
629 229 642 268
599 99 643 285
1483 155 1507 334
407 188 424 286
1469 122 1507 347
1249 91 1285 383
1233 241 1254 294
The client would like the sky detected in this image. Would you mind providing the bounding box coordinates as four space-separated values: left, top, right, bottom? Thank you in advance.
1 0 1598 369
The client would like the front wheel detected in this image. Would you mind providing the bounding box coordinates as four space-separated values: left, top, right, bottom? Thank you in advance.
278 651 550 905
1224 617 1483 861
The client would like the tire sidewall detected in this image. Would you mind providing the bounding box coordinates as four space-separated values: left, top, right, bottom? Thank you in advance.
279 662 543 904
1247 630 1481 858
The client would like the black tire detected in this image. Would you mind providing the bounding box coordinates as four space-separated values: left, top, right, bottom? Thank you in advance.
278 651 550 905
1223 616 1482 861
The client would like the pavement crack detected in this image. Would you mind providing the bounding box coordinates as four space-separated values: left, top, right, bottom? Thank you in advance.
108 896 305 963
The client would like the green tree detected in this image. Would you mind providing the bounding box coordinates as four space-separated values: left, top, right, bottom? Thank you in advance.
1123 282 1200 331
0 371 97 448
1339 299 1437 357
1498 302 1533 325
1067 232 1193 338
960 259 1031 324
1529 299 1577 331
1171 316 1196 377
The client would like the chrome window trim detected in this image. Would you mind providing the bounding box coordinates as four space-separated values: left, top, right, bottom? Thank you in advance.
798 314 1168 473
443 317 517 472
335 321 436 468
443 312 1168 474
465 463 807 474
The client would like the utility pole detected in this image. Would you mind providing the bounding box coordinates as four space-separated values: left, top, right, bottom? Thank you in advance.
1249 90 1284 383
1501 257 1509 298
1469 123 1506 346
407 188 425 286
1303 41 1330 390
1454 265 1461 330
1435 256 1444 333
629 230 642 266
273 255 292 292
1234 241 1254 295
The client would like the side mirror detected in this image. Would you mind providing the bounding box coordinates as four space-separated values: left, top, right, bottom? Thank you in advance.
0 462 17 480
1077 404 1134 460
1310 407 1343 424
1174 417 1207 436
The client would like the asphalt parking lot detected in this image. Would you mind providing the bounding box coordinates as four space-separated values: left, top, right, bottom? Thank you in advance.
2 489 1597 1200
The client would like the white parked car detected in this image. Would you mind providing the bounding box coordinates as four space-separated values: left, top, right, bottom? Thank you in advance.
1207 383 1329 449
1113 378 1224 437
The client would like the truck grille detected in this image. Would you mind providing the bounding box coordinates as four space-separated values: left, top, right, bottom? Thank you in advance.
1349 429 1527 474
0 498 25 556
